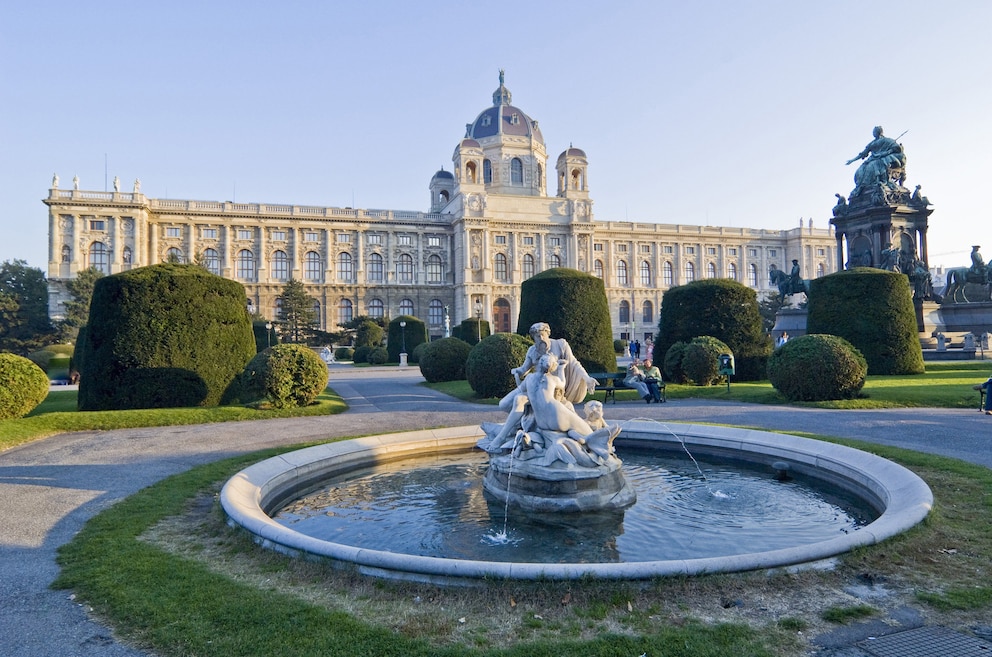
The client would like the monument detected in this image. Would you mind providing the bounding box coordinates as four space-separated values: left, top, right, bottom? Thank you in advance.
476 322 635 512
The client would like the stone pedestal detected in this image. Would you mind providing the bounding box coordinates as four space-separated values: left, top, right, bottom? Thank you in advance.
937 302 992 335
482 455 636 513
399 352 408 367
772 308 808 338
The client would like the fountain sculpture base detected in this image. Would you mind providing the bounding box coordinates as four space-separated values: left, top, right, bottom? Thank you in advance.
482 454 636 513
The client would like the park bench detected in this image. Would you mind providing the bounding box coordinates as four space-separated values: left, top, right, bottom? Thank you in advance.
590 372 666 405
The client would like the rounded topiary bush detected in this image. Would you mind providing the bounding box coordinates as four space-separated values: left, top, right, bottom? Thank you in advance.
663 341 689 384
0 353 50 419
77 264 256 410
386 316 427 363
466 333 533 399
767 334 867 401
517 268 616 373
352 345 373 364
614 339 627 354
419 337 472 383
411 342 427 364
240 344 329 408
806 268 923 375
368 346 389 365
681 336 731 386
334 346 354 361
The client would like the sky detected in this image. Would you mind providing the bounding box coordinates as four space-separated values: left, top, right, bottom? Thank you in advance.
3 1 991 272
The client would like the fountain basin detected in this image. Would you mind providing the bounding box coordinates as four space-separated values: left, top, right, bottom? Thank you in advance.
220 422 932 583
482 454 637 512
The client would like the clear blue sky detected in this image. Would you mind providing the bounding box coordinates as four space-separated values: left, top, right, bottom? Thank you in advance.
3 1 990 272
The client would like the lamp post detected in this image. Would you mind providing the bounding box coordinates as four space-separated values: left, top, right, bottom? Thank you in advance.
474 300 482 343
399 321 407 367
265 322 272 349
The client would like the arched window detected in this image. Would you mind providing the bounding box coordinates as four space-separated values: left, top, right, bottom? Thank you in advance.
305 251 322 282
523 253 535 279
684 261 695 283
706 262 717 279
466 161 476 184
510 157 523 184
663 261 673 286
428 299 444 327
494 253 508 281
619 300 630 324
396 253 414 283
642 300 653 324
338 298 353 325
399 298 414 316
311 300 322 329
594 259 604 278
483 159 492 183
89 241 109 274
617 260 629 286
199 248 218 274
368 298 384 318
61 244 71 263
494 298 511 332
367 253 383 282
639 260 652 286
439 190 449 203
337 252 353 282
426 254 443 284
236 249 255 280
748 263 758 287
816 263 825 278
728 262 738 281
571 168 582 190
549 254 561 268
166 247 184 263
272 250 289 281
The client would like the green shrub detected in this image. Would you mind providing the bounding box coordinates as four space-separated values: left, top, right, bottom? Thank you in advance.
333 346 354 361
767 334 867 401
387 316 427 363
26 349 54 371
76 264 256 410
455 318 489 345
654 279 769 381
47 355 71 381
614 339 627 354
419 337 472 383
516 268 616 373
251 320 279 353
680 336 731 386
354 320 384 349
806 268 924 375
240 344 329 408
0 353 50 419
410 342 427 364
368 346 389 365
352 345 373 364
663 341 689 383
466 333 533 398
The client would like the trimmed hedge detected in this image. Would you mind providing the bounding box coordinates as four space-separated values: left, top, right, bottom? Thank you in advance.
516 268 616 373
454 318 490 345
386 316 427 363
653 279 770 381
418 337 473 383
768 334 867 401
0 352 50 419
466 333 533 399
76 264 256 410
665 336 731 386
806 268 924 375
239 344 329 408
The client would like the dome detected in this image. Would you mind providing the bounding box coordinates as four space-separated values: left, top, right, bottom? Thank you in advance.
465 71 544 143
557 147 587 163
431 168 454 181
458 138 482 149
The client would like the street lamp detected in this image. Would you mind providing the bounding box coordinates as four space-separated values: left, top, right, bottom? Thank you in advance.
265 322 272 349
474 300 482 343
399 321 407 354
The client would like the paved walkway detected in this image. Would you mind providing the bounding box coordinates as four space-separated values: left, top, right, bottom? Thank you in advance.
1 366 989 656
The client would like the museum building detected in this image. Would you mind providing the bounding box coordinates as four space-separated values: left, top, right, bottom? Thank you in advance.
45 74 838 341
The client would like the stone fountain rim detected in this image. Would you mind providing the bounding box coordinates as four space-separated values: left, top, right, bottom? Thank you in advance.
220 422 933 582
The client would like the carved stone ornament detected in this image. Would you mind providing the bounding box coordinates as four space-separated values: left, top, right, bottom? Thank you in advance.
467 194 483 211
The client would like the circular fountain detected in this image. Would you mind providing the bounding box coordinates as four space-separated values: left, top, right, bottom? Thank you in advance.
220 420 933 583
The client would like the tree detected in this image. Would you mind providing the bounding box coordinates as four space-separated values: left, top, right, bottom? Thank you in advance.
0 260 53 354
58 267 104 343
278 279 316 344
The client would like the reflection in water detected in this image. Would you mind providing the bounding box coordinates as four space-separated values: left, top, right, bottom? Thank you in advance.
274 451 876 564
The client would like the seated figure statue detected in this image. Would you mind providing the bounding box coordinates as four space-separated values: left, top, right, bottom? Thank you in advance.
846 126 907 196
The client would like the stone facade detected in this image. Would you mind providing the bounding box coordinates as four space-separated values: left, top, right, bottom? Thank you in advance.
45 76 838 341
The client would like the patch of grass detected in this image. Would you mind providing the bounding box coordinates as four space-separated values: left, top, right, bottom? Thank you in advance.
916 586 992 611
821 604 877 624
777 617 809 632
1 389 346 453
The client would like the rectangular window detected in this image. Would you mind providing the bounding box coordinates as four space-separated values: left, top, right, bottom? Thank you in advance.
593 243 604 252
428 236 441 247
663 245 674 254
305 231 319 242
202 228 218 239
728 247 737 256
237 229 252 240
617 244 627 252
769 249 777 257
706 247 716 255
685 246 696 255
166 227 181 238
523 236 534 246
89 219 105 231
398 235 412 246
367 234 382 245
495 235 507 245
749 248 758 257
640 244 651 253
817 248 825 256
337 233 351 243
272 230 286 241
